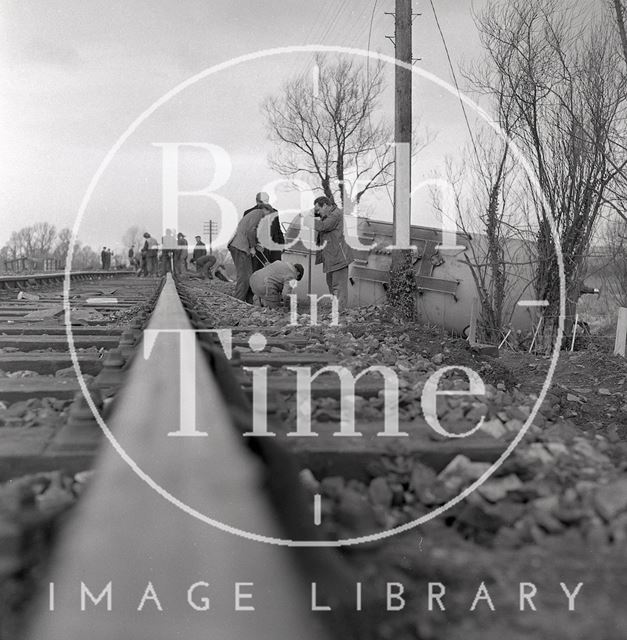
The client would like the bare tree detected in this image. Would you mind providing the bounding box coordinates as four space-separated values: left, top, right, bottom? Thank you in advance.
473 0 627 348
72 245 100 270
262 55 398 208
599 215 627 307
122 225 146 252
53 228 78 266
601 0 627 226
31 222 57 256
8 227 35 257
3 223 57 259
612 0 627 67
435 134 535 343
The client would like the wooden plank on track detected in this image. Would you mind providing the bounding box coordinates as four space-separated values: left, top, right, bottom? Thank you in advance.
25 274 329 640
237 352 338 366
0 335 118 350
240 376 386 399
0 325 123 335
0 353 102 375
231 336 309 348
0 378 82 401
0 310 40 317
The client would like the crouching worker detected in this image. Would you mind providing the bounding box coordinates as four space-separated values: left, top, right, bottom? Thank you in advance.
195 254 217 279
249 262 304 309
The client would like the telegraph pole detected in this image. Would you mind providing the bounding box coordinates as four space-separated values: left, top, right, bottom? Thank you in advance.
392 0 412 257
203 220 218 254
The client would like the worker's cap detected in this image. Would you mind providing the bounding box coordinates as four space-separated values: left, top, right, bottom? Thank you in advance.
177 232 185 237
256 191 270 204
195 235 202 239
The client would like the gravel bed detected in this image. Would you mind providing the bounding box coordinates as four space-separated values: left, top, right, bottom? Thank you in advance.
0 470 94 640
185 281 627 639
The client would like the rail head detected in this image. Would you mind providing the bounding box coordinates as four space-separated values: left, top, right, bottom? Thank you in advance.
25 274 330 640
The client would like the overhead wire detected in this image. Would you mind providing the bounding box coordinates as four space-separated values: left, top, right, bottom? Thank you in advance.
366 0 394 208
428 0 490 193
289 0 336 79
278 0 392 212
294 0 351 80
344 3 373 50
319 0 352 44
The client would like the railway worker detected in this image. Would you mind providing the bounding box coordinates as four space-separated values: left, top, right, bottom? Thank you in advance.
212 249 231 282
161 229 176 275
101 247 107 270
190 236 207 271
128 246 136 269
175 232 188 275
304 195 353 311
195 254 217 279
243 195 285 268
227 192 274 303
137 246 146 276
249 261 304 309
142 232 159 276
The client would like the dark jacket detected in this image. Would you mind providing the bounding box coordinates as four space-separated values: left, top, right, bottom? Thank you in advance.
175 236 188 259
191 241 207 263
243 204 284 262
313 205 353 273
228 205 270 253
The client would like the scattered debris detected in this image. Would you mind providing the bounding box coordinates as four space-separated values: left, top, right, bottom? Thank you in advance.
85 298 118 305
21 307 64 321
16 292 39 301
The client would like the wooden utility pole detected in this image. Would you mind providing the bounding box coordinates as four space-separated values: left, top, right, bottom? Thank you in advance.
203 220 218 255
393 0 412 252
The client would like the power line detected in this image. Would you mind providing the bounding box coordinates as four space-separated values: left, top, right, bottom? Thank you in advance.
344 3 373 50
428 0 489 192
321 0 352 43
366 0 394 207
293 0 335 76
295 0 351 80
287 0 337 80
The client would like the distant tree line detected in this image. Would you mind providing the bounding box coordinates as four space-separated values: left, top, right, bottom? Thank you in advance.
0 222 100 272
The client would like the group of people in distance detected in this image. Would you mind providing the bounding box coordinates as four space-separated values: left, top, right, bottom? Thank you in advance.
100 247 114 270
128 190 354 311
132 231 228 281
227 191 353 310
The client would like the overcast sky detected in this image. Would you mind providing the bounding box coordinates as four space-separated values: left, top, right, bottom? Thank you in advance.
1 0 497 252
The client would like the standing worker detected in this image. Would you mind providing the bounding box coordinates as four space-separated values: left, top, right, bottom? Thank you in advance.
227 192 273 303
243 196 285 267
190 235 216 279
142 232 159 276
175 232 188 275
249 262 304 309
305 196 353 311
161 229 176 275
190 236 207 271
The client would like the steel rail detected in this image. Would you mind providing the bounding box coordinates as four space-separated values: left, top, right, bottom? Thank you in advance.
24 274 345 640
0 270 134 289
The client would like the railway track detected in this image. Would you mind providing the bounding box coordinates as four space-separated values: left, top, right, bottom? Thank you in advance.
0 270 540 639
0 271 153 477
